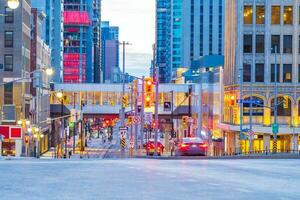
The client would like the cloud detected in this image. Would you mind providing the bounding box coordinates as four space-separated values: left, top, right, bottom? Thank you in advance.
101 0 155 54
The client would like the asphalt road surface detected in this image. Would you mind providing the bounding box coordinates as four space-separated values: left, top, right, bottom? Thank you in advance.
0 158 299 200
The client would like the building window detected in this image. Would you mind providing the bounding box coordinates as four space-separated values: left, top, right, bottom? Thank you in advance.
256 6 265 24
283 64 292 82
271 64 280 82
244 6 253 24
284 6 293 25
283 35 293 54
255 64 264 82
4 7 14 23
271 35 280 53
256 35 264 53
4 82 13 105
243 97 264 116
243 35 252 53
4 31 13 47
4 55 13 71
271 6 280 24
271 97 291 116
243 63 251 82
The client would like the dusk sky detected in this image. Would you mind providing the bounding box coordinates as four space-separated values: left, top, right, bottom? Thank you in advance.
102 0 155 77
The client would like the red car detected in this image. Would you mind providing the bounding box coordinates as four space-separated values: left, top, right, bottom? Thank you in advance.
145 140 164 156
175 137 208 156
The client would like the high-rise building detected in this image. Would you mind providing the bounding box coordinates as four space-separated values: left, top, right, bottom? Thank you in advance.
40 0 64 83
101 21 120 83
63 0 94 83
156 0 171 83
222 0 300 154
155 0 225 83
93 0 102 83
37 0 101 83
30 8 51 154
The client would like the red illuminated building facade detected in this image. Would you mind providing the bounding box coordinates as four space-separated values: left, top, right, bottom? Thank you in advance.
63 0 94 83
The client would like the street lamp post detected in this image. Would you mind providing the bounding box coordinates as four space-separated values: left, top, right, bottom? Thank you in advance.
28 126 43 158
56 91 66 158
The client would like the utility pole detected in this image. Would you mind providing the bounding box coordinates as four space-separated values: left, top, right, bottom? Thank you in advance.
239 66 243 154
130 83 134 147
120 41 130 127
273 46 278 153
134 80 139 150
73 92 76 154
171 90 174 138
188 85 192 137
197 74 203 138
154 67 159 156
140 76 145 148
249 63 253 152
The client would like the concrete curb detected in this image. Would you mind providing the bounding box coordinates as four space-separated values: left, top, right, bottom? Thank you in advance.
135 154 300 160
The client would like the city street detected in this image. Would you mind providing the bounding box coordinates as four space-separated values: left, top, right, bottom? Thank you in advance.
0 159 299 200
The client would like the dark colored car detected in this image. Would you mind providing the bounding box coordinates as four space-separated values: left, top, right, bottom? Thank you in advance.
144 140 164 156
175 137 207 156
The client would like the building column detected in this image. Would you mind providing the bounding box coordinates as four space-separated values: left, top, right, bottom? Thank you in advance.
263 107 271 126
263 134 270 152
234 132 240 154
291 134 299 152
15 139 22 157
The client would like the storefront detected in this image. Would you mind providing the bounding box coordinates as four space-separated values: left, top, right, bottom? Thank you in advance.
0 125 23 156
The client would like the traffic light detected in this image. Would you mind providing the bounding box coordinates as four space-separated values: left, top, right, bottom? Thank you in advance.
230 96 235 106
152 121 158 129
145 94 152 108
144 77 153 93
128 116 133 125
283 96 289 109
182 116 188 125
122 95 129 108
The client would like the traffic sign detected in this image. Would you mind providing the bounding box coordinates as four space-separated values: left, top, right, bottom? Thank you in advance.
144 112 153 124
237 99 262 104
242 128 249 132
119 127 128 139
163 102 171 111
272 123 278 134
248 130 254 140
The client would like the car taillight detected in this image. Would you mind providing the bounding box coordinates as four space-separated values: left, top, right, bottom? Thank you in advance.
199 143 207 148
180 143 189 151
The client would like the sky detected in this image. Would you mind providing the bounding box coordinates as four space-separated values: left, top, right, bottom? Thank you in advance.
101 0 155 77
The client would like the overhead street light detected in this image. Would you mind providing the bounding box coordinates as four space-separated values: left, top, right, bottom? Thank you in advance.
45 68 54 76
7 0 20 9
56 91 63 99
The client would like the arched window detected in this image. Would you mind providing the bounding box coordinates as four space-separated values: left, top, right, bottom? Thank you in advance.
271 97 291 116
243 96 264 125
243 96 264 116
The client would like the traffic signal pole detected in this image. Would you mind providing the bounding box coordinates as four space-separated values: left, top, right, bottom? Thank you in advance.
273 46 278 152
140 76 145 148
154 68 159 156
120 41 130 127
